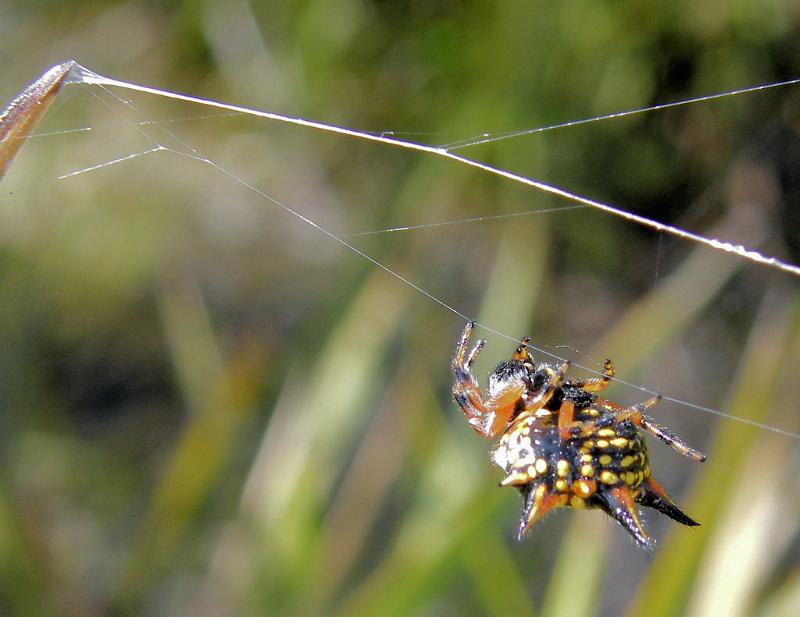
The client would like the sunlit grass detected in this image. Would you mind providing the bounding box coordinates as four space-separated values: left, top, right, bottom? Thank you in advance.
1 3 799 616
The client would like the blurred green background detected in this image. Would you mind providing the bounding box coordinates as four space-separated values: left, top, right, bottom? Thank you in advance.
1 1 800 616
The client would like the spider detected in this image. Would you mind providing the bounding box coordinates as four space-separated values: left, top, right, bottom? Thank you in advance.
451 321 705 549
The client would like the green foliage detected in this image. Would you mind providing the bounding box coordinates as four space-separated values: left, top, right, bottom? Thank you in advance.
1 1 799 615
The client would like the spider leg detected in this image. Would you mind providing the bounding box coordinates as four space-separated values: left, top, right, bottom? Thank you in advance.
512 337 531 361
452 322 534 439
514 360 570 419
563 358 615 393
557 399 577 440
454 394 491 437
639 416 706 462
451 321 480 373
611 393 661 417
465 336 485 367
553 360 571 384
451 382 485 425
612 395 706 462
639 477 699 527
458 339 487 420
538 360 599 441
485 382 526 438
452 321 490 436
595 486 654 550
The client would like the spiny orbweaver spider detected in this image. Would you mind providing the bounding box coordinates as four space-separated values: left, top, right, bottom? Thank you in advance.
451 321 705 549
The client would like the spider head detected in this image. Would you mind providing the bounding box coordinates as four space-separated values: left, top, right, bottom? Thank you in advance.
487 359 559 406
487 359 542 395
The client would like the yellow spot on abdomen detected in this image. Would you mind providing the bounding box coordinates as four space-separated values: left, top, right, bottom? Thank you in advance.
570 495 586 509
598 454 612 466
600 470 619 485
580 464 595 477
535 458 548 474
556 459 570 478
620 455 635 468
574 479 596 497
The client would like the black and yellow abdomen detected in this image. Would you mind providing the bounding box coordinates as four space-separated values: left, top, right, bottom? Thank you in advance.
493 403 694 548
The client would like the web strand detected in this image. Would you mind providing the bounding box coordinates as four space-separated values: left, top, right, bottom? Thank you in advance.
32 63 800 440
58 146 165 179
73 64 800 278
343 205 585 236
438 76 800 150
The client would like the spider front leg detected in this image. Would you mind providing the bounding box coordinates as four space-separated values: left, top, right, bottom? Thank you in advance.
451 321 489 435
557 360 614 439
484 381 526 438
518 360 585 440
563 358 615 392
613 395 706 462
452 321 525 439
512 337 531 361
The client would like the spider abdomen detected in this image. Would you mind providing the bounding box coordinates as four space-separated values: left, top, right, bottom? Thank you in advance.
494 408 675 548
495 413 650 494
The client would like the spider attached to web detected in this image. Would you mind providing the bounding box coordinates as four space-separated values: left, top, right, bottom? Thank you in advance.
451 321 706 549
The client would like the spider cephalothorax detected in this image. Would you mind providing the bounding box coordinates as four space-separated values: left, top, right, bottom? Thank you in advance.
451 321 705 549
